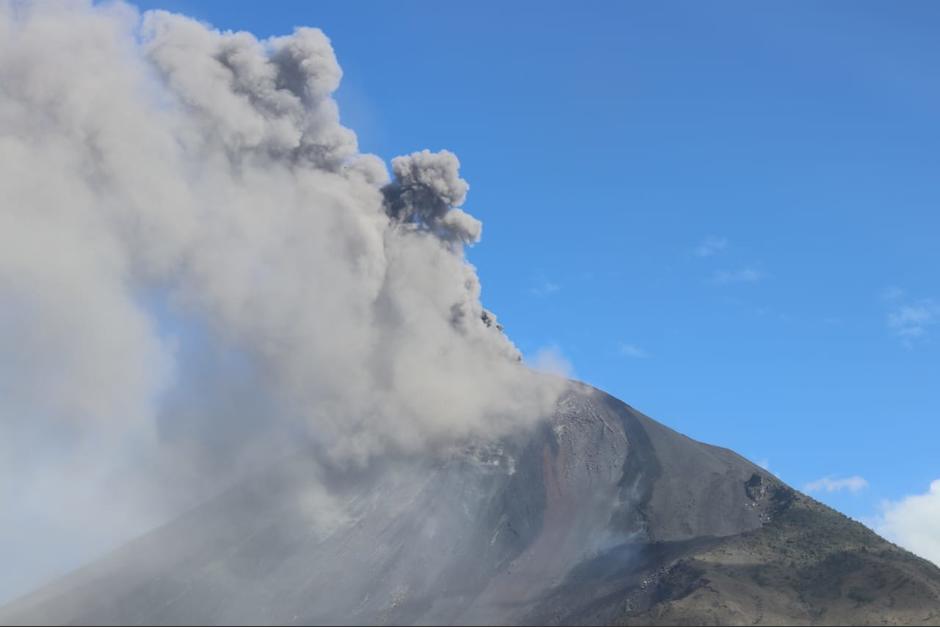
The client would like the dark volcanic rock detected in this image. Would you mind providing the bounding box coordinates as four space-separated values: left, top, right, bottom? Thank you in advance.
2 382 939 625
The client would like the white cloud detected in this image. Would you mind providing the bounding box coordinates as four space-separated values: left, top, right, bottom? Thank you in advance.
711 268 764 285
619 343 648 359
876 479 940 567
529 280 561 297
528 345 574 378
804 475 869 494
694 235 728 258
887 300 938 343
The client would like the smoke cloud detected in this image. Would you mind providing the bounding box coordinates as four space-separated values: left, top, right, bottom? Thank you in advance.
0 0 562 601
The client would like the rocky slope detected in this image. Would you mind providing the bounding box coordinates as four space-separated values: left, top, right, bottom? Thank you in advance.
2 382 938 625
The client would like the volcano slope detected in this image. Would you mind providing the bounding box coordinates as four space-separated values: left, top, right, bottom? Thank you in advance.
2 382 939 626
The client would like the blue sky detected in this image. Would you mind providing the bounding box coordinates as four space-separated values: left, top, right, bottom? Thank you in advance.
133 1 939 525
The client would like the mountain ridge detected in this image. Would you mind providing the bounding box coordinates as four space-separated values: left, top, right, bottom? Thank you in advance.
3 382 938 626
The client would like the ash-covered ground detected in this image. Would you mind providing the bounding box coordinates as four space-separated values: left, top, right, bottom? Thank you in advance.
5 382 937 626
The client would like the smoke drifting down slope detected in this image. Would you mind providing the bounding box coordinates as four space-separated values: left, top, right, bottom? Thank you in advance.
0 0 561 600
4 385 940 625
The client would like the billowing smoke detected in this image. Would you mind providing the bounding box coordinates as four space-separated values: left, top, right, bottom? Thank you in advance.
0 0 562 600
383 150 483 244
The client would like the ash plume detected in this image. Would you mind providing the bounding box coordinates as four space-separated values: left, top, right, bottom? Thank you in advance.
0 0 561 601
382 149 483 244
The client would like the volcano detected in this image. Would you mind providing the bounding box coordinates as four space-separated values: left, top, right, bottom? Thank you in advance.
2 382 939 626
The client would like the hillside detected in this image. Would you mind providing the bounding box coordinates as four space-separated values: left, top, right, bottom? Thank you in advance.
2 383 938 626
